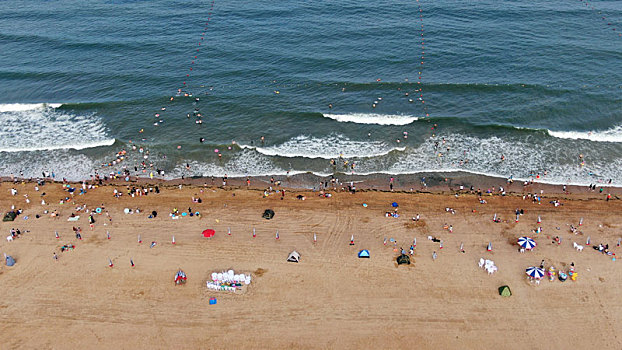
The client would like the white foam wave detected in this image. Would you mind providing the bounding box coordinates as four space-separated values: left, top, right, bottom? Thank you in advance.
547 125 622 143
240 134 406 159
0 151 100 181
170 150 289 179
0 105 113 152
0 139 116 152
322 113 418 126
346 133 622 187
0 103 63 112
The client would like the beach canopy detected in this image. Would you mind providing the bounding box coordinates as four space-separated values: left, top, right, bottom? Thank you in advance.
6 255 16 266
518 237 536 250
526 266 544 279
202 229 215 238
498 285 511 297
391 202 399 207
358 249 370 258
262 209 275 220
174 269 187 285
287 251 300 263
396 254 410 265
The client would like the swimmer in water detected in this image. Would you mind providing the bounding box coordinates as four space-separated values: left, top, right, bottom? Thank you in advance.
200 138 205 143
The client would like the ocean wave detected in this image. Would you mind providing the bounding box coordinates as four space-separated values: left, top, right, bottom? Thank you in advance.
0 104 114 153
240 134 406 159
417 117 622 143
547 126 622 143
0 150 101 181
322 113 418 125
349 133 621 186
0 103 63 112
170 151 291 179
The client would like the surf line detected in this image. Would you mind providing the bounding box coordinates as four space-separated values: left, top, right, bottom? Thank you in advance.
577 0 621 38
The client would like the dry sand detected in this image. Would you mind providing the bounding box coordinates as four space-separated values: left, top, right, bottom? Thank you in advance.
1 181 621 349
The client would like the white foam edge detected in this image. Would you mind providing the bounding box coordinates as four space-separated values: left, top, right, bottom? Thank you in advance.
0 103 63 112
0 138 115 152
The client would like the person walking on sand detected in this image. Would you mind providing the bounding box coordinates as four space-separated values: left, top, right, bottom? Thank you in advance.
432 251 438 261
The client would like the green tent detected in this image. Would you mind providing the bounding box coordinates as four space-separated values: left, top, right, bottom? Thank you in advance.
262 209 275 220
498 285 511 297
3 211 16 222
396 254 410 265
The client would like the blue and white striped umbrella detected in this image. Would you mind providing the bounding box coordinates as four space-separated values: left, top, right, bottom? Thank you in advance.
518 237 537 250
526 266 544 279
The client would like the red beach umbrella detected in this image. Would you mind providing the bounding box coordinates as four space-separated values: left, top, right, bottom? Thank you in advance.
202 229 215 238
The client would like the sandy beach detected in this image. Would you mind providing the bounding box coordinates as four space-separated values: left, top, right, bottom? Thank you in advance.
1 179 621 349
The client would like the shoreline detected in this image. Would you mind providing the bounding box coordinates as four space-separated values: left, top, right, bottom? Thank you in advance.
3 170 620 199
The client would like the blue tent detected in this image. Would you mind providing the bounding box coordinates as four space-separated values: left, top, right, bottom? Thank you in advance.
6 255 16 266
358 249 370 258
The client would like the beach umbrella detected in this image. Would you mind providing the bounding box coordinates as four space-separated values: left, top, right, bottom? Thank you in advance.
391 202 399 207
202 229 215 238
518 237 536 250
526 266 544 279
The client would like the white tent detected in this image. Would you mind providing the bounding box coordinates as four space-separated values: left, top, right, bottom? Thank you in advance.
287 250 300 263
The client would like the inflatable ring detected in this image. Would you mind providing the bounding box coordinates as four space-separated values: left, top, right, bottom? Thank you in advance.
96 207 102 214
182 212 187 217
